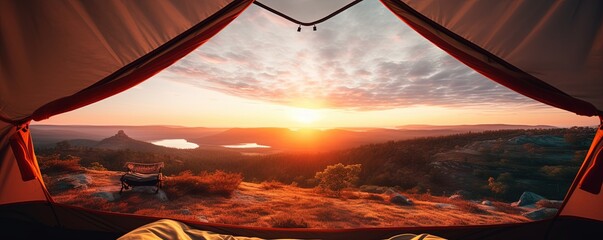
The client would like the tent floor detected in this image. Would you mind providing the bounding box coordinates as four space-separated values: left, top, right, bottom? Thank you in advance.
2 201 603 239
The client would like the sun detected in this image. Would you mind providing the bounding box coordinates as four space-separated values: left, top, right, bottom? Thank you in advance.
291 108 320 124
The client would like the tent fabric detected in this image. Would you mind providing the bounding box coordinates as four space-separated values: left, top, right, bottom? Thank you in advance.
0 0 242 122
0 0 602 238
0 123 48 204
561 125 603 221
381 0 603 117
117 219 447 240
0 202 557 240
0 0 252 205
254 0 360 25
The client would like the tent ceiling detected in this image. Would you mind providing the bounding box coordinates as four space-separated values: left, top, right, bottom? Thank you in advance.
256 0 360 25
0 0 234 121
402 0 603 114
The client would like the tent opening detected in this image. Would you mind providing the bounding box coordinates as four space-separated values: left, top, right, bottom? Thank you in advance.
27 0 600 231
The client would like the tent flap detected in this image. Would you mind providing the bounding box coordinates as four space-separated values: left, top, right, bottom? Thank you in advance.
380 0 602 117
8 124 36 181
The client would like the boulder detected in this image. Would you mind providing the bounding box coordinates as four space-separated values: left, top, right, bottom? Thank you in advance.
129 187 169 202
390 193 414 206
91 192 120 202
197 215 209 223
434 203 455 209
155 190 169 202
448 194 463 200
512 191 546 207
522 208 558 221
179 209 192 215
49 174 91 193
481 200 492 206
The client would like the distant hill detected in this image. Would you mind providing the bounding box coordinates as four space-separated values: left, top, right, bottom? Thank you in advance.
397 124 556 131
94 130 169 152
31 125 225 148
57 130 172 153
33 124 563 152
189 125 554 152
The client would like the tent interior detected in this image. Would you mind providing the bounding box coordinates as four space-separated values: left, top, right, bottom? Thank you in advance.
1 0 602 239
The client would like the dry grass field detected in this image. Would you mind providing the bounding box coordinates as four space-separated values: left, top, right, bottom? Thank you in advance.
46 169 529 228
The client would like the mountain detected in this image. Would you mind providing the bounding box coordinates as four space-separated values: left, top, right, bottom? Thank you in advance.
93 130 170 152
31 125 225 148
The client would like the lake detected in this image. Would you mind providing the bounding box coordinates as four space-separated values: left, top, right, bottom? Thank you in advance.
222 143 271 149
151 139 199 149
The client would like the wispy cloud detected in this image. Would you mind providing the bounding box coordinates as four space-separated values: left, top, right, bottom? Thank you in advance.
164 0 537 110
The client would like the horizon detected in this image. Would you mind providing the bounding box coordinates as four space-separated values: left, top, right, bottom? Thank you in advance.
36 1 598 128
30 122 597 129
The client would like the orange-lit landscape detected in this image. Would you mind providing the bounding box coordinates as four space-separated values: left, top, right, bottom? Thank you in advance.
29 0 599 231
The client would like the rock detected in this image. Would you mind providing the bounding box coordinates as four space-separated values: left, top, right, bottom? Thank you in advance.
129 187 168 201
481 200 492 206
512 191 546 207
390 193 413 206
453 190 472 199
155 190 169 202
50 174 91 193
449 194 463 200
196 215 209 223
522 208 558 220
92 192 120 202
359 185 388 193
385 188 398 195
536 199 563 209
434 203 455 209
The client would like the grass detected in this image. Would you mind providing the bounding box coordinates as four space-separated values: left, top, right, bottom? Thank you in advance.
269 215 309 228
47 169 530 228
163 170 242 198
260 180 284 190
39 158 82 174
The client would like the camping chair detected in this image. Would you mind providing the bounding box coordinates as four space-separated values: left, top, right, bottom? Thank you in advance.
120 162 164 194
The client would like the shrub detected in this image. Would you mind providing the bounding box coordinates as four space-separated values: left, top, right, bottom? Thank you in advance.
269 215 309 228
88 162 107 171
315 163 361 195
260 180 284 190
39 157 82 174
164 170 242 198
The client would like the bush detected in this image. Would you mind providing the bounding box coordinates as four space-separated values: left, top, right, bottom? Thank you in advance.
260 180 284 190
315 163 361 195
88 162 107 171
164 170 242 198
39 157 82 174
269 215 309 228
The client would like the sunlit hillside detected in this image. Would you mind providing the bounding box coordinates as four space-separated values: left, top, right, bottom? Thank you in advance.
46 169 529 228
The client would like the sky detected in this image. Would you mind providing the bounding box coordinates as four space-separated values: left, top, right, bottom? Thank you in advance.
39 0 598 128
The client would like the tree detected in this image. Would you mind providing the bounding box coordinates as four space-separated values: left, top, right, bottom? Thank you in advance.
487 176 507 198
55 140 71 151
315 163 361 195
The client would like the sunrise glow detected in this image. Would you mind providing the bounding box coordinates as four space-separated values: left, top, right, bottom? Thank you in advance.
35 1 598 128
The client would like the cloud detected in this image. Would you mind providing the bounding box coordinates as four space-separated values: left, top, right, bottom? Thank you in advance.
164 0 538 110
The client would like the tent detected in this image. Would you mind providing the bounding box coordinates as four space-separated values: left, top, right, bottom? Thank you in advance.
1 0 601 239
